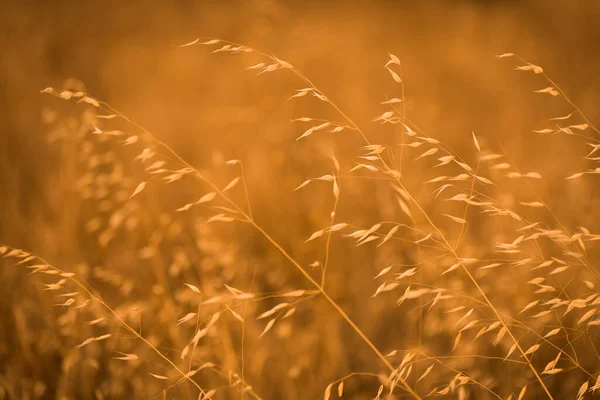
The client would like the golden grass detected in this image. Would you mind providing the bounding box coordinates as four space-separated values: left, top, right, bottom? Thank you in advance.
2 35 600 400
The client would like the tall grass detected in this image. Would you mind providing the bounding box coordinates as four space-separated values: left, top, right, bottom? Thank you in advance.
1 38 600 400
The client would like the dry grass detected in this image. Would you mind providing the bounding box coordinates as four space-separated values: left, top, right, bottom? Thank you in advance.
2 24 600 400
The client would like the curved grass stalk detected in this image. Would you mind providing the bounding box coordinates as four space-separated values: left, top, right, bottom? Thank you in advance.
1 246 208 397
92 101 424 399
195 41 557 398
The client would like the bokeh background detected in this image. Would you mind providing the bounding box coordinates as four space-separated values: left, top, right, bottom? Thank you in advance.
1 1 600 399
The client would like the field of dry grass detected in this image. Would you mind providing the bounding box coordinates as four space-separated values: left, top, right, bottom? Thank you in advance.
2 2 600 399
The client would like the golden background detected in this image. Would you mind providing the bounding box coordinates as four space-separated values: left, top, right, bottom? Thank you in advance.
1 1 599 399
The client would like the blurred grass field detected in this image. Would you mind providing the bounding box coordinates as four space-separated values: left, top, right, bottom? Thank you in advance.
1 1 600 399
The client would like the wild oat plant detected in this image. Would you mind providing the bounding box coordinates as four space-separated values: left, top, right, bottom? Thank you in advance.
2 40 600 400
